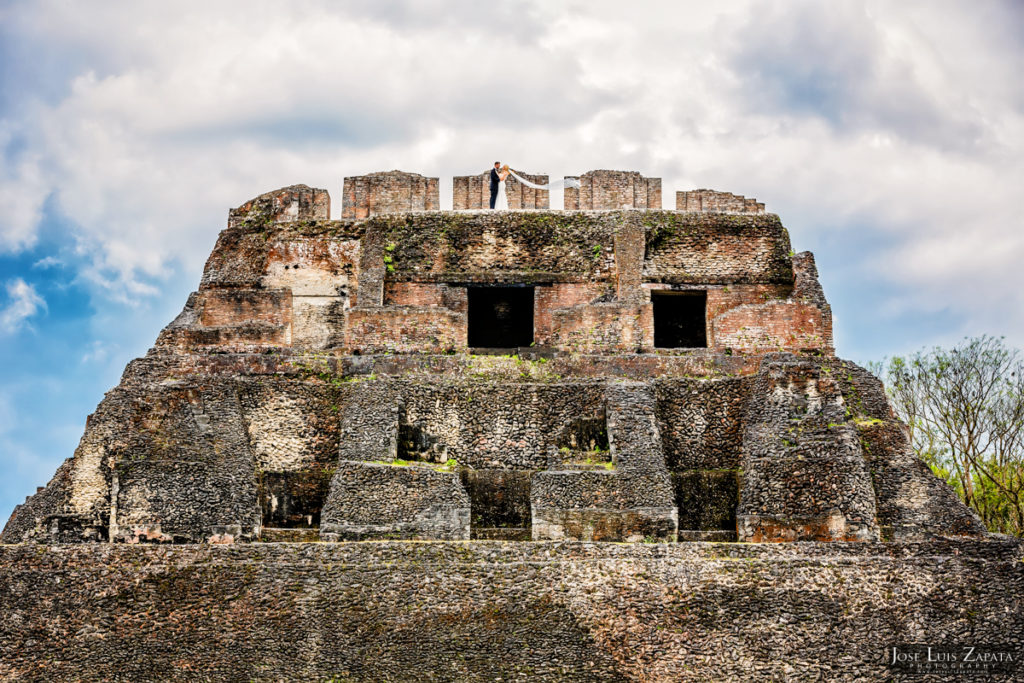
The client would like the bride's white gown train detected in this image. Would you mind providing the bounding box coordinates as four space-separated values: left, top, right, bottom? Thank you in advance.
495 180 509 210
491 171 580 210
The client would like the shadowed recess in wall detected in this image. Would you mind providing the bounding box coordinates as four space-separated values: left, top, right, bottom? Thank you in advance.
467 285 535 348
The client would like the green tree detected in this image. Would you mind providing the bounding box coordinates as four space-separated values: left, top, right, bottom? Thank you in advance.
873 336 1024 536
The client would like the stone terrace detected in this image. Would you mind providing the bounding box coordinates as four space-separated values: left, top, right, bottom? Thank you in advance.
0 539 1021 681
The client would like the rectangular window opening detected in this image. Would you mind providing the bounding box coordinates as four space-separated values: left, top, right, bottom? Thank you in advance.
467 286 534 348
652 290 707 348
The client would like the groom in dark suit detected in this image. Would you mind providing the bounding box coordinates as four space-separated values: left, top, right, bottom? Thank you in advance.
489 161 500 209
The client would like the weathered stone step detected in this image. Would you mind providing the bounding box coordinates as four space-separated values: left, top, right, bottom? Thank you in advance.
678 529 737 542
552 463 615 471
471 527 531 541
258 527 321 543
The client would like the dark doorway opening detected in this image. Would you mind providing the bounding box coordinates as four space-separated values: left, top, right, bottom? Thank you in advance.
259 468 334 529
461 470 532 540
467 286 534 348
653 291 707 348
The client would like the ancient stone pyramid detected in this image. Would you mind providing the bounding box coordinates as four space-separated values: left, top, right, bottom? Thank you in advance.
2 171 1020 682
1 171 987 545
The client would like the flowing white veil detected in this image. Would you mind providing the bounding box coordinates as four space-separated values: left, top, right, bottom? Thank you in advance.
508 171 580 190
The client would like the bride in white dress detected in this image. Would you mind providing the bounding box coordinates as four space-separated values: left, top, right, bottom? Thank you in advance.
495 164 511 210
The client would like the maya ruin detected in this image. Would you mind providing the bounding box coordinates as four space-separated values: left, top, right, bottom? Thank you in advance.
1 169 1021 681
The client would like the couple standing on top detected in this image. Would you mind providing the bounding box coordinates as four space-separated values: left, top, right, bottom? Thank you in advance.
490 161 511 210
486 162 579 210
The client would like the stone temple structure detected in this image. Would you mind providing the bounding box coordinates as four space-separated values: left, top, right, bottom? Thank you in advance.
1 169 1021 681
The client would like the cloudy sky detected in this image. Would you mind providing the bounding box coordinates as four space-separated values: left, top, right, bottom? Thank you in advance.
1 0 1022 522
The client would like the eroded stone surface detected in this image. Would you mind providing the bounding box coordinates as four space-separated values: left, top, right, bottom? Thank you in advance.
1 184 986 548
0 541 1020 682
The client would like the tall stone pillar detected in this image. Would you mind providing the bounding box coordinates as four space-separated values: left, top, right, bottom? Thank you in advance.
341 171 439 219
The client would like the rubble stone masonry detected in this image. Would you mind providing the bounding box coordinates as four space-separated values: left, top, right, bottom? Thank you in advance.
0 540 1021 681
1 176 1011 681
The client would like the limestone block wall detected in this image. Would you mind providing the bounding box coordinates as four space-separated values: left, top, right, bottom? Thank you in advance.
677 189 765 214
262 236 359 350
371 210 617 282
0 459 74 544
335 382 402 464
197 289 291 328
453 170 550 210
532 382 677 542
2 359 991 546
791 251 834 350
655 378 751 471
711 300 830 353
321 462 471 540
111 385 260 544
737 356 881 542
341 170 439 219
237 380 343 529
689 254 833 354
613 220 646 302
530 471 677 541
159 289 293 351
460 469 533 539
28 382 263 545
655 377 751 540
174 208 835 357
383 282 450 307
193 211 363 351
827 359 988 540
397 381 608 470
642 213 793 284
533 282 610 340
545 302 653 352
564 170 662 209
172 319 290 351
3 541 1019 682
338 281 829 357
344 306 465 353
350 211 824 356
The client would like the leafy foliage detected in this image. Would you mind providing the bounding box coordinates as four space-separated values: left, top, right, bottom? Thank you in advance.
873 336 1024 536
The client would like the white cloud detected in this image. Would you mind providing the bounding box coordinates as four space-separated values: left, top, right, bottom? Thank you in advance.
0 0 1021 349
31 256 62 269
0 279 46 334
80 340 112 364
0 123 48 252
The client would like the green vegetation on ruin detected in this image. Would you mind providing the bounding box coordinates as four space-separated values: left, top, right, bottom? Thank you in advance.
368 458 460 472
367 211 617 279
